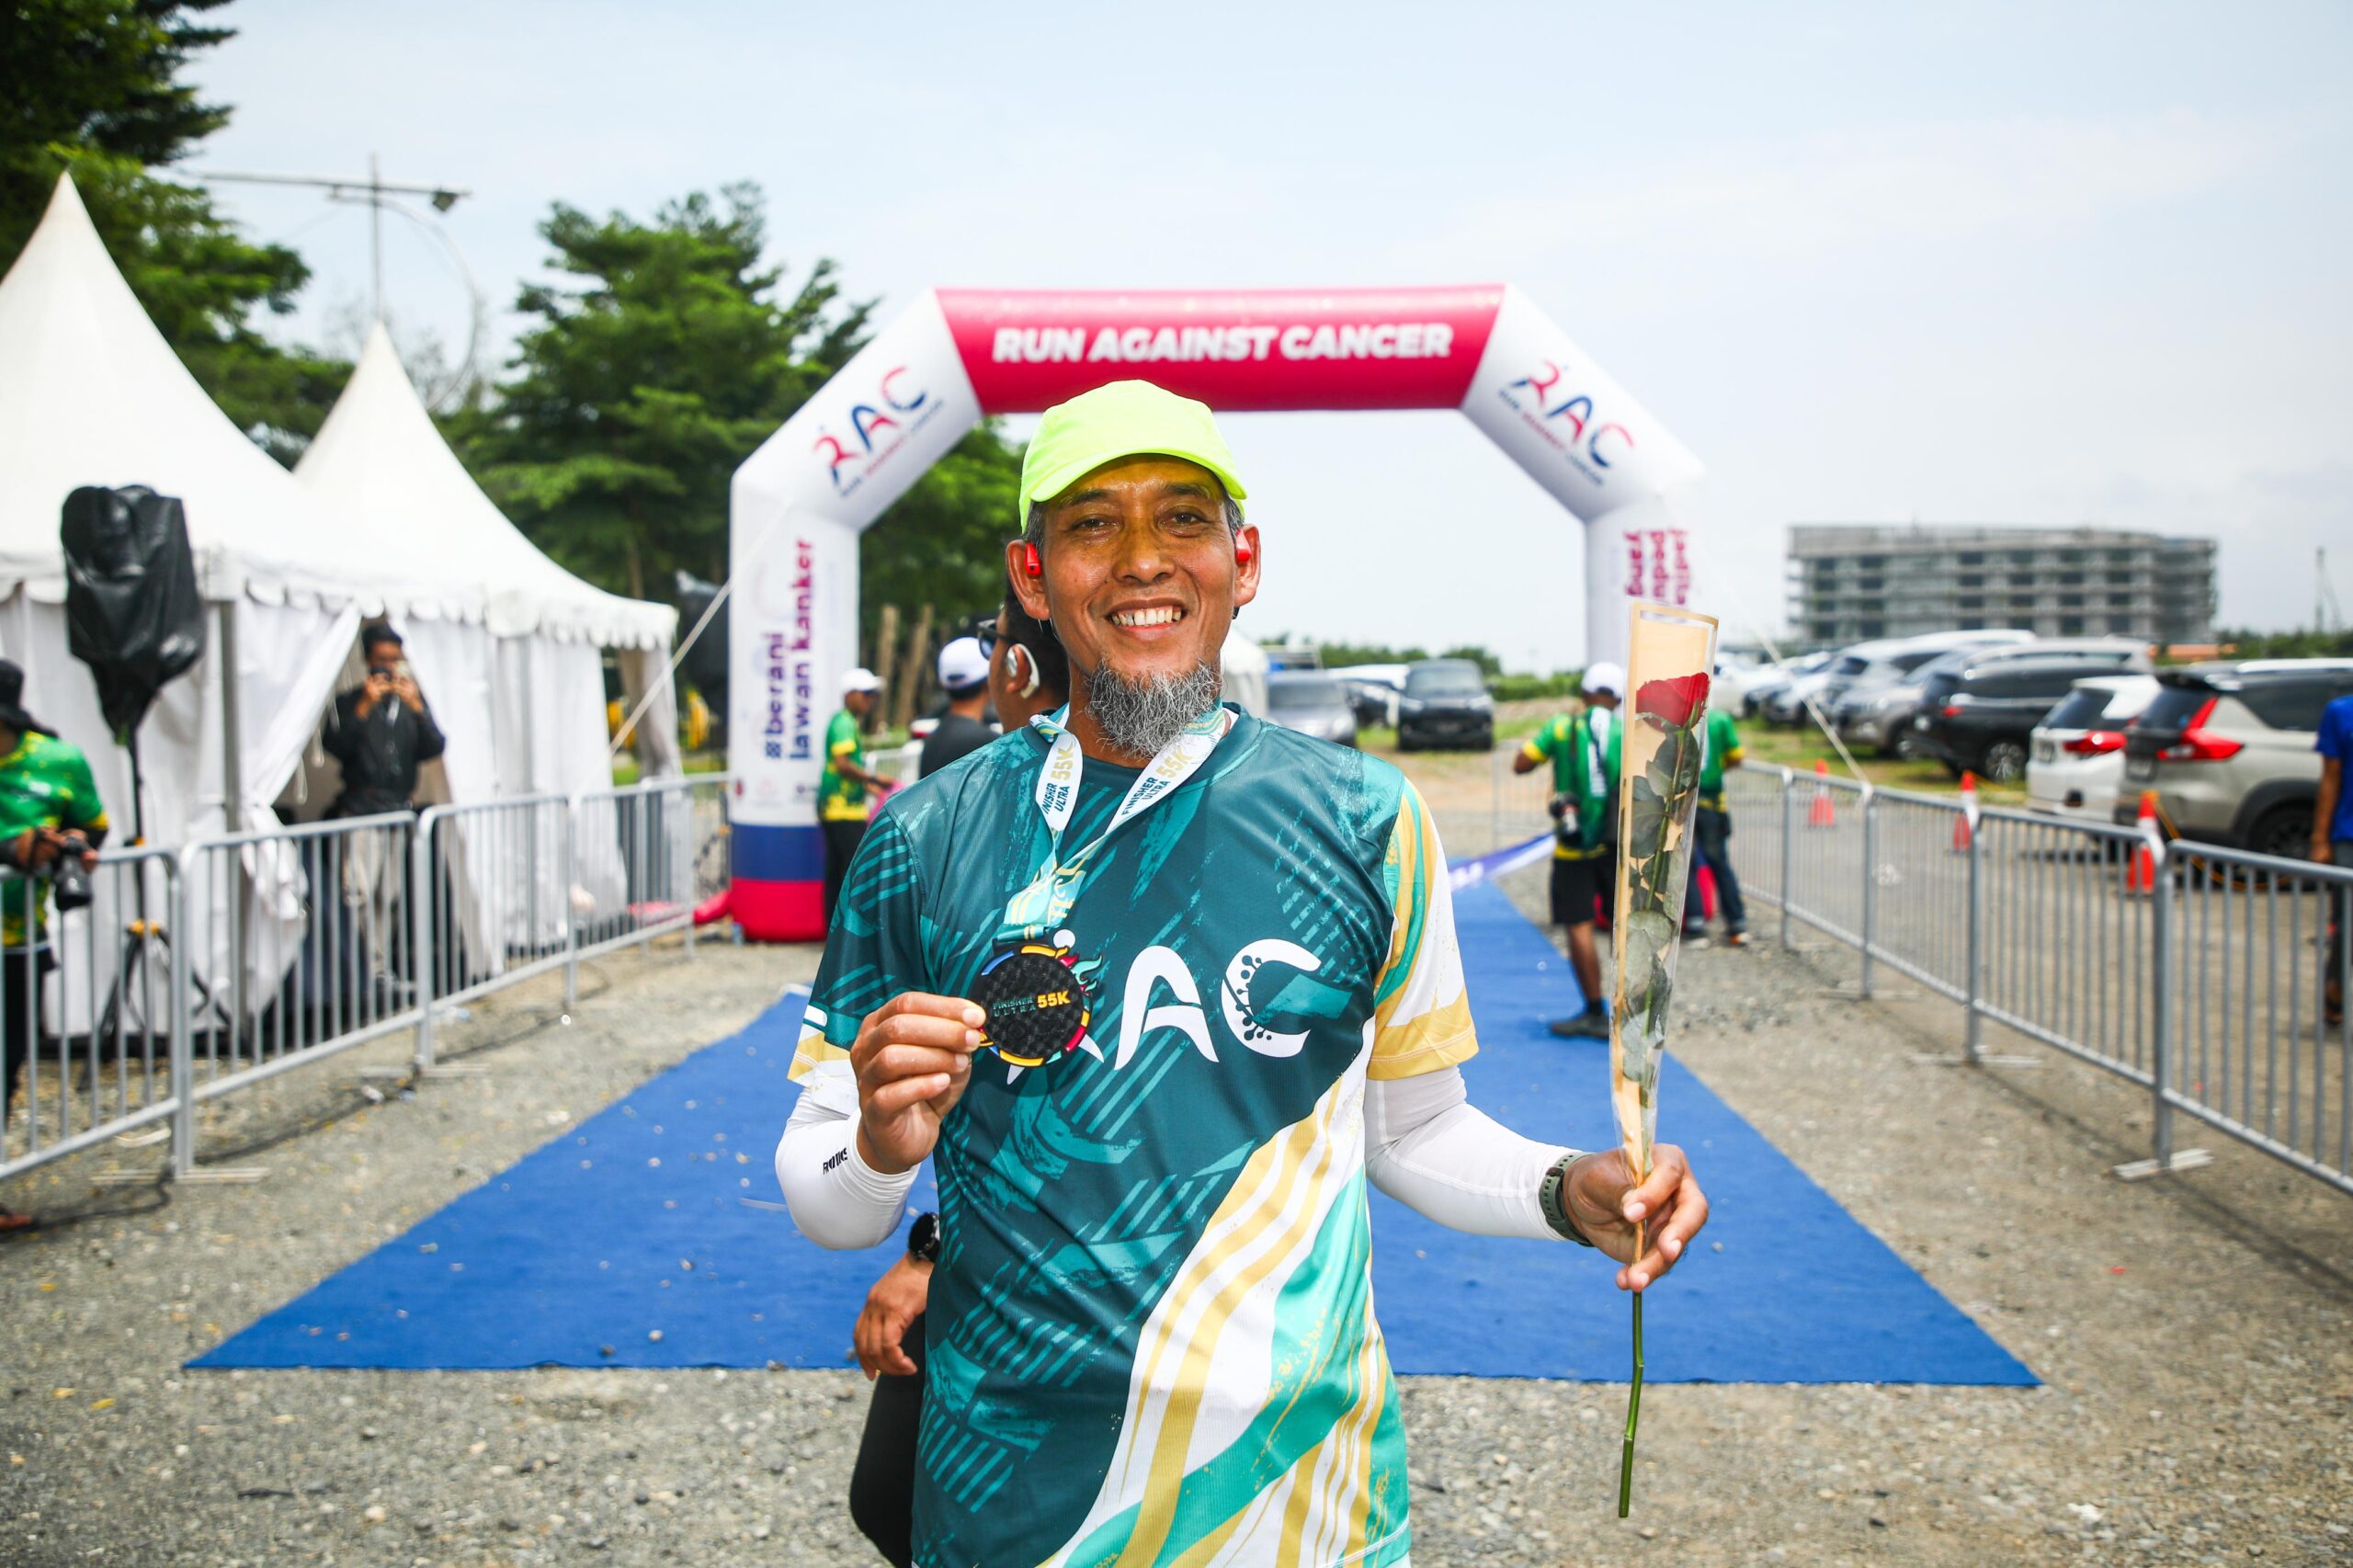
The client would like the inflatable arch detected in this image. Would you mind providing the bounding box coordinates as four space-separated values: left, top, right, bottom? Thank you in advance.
728 285 1704 940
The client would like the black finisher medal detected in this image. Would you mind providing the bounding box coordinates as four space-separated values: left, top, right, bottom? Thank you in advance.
971 940 1092 1068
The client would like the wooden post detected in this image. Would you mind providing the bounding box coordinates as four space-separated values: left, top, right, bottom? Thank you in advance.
892 604 935 732
869 604 901 733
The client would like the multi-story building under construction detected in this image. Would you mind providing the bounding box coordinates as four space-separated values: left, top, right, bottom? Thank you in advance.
1787 524 2217 647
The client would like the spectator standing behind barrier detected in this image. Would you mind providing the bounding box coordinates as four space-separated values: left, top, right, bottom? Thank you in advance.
1683 702 1750 948
916 638 995 778
1517 663 1623 1039
821 669 889 925
0 661 107 1234
846 583 1070 1568
2314 691 2353 1027
323 625 444 989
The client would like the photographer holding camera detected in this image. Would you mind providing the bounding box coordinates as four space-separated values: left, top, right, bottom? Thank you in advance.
324 625 444 990
0 660 107 1233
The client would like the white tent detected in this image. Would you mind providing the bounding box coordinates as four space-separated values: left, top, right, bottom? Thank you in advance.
0 175 371 846
294 325 682 961
293 322 680 811
0 176 403 1039
0 176 683 1034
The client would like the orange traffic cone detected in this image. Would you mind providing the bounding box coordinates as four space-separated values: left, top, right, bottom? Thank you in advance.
1951 771 1976 852
2123 790 2160 896
1807 758 1836 827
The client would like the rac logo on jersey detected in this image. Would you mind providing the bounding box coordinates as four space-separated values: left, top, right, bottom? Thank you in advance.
1108 938 1328 1069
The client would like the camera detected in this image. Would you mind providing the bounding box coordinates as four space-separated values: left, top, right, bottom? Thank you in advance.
44 834 94 913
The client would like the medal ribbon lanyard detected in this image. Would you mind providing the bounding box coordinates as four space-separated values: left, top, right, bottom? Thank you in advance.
997 704 1234 945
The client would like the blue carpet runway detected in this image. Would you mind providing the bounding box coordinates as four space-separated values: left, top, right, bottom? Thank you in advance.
195 880 2034 1386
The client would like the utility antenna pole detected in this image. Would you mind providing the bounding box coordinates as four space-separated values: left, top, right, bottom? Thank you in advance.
369 153 384 324
193 161 469 327
2320 547 2344 634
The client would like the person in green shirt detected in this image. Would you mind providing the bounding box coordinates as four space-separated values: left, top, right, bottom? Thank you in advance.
1513 662 1623 1038
0 660 107 1233
1684 702 1749 947
820 667 890 924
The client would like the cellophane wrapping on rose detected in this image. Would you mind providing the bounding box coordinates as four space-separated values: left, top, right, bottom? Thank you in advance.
1609 608 1720 1178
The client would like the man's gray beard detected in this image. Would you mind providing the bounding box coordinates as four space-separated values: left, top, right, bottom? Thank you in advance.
1083 661 1223 757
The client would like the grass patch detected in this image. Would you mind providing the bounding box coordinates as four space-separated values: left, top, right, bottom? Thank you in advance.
1737 722 2022 803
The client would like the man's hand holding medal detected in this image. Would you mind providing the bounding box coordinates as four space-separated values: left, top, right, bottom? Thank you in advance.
850 993 985 1176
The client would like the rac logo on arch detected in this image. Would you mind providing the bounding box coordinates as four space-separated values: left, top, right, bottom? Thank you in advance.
812 366 937 498
1497 358 1635 482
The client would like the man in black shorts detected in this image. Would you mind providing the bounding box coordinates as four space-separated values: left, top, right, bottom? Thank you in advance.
1515 662 1622 1038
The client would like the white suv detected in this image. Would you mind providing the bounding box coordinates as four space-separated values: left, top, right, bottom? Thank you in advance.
2026 674 2158 824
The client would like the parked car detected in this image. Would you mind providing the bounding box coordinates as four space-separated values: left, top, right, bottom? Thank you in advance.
1264 671 1359 747
2115 660 2353 856
1915 656 2146 781
1711 652 1782 715
1772 638 1878 722
1739 649 1833 720
1334 663 1407 731
1764 640 1901 726
2025 674 2159 824
1395 659 1494 751
1904 640 2151 767
1830 630 2036 752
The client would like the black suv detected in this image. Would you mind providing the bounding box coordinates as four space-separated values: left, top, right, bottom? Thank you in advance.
1915 657 2132 781
1395 660 1494 751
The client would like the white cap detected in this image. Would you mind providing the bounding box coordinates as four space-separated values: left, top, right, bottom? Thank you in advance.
841 666 883 696
1582 661 1626 698
936 637 990 693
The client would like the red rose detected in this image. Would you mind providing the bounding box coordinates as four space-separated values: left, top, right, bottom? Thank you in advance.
1635 672 1710 729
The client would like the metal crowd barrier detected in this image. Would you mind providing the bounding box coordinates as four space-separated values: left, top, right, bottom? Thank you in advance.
2154 840 2351 1194
180 812 427 1112
1723 767 2353 1198
0 778 737 1187
0 847 187 1182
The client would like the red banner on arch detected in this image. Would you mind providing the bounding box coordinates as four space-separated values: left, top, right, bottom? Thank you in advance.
937 286 1506 415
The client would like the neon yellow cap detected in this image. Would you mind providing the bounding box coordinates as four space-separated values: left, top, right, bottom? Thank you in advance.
1017 380 1247 527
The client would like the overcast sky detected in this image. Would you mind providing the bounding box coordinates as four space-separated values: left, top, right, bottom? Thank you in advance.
188 1 2351 668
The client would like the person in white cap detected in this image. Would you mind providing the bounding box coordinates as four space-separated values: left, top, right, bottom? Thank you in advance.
917 636 995 778
1514 661 1624 1037
820 667 889 922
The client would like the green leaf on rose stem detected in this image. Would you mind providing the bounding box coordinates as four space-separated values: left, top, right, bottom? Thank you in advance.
1618 911 1677 1014
1645 731 1682 796
1643 964 1675 1039
1621 1026 1650 1087
1671 729 1702 794
1630 777 1667 861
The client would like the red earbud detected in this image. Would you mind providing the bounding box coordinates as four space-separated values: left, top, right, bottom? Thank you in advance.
1023 541 1043 577
1234 543 1254 567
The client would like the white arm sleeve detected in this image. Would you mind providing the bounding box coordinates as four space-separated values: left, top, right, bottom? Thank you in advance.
1363 1066 1579 1241
773 1060 919 1250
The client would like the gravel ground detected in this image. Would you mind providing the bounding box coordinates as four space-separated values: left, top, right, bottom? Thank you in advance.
2 812 2349 1564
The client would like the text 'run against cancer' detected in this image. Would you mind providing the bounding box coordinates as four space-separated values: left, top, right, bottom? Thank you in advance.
989 322 1459 366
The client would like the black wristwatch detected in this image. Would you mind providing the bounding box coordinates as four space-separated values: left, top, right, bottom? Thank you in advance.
906 1210 941 1265
1539 1154 1597 1247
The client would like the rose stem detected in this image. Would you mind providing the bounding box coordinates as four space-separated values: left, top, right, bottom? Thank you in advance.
1618 1221 1645 1517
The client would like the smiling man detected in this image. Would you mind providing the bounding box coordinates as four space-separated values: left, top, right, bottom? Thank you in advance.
776 380 1708 1568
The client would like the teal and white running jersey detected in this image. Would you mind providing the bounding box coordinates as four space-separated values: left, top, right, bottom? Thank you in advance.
791 709 1475 1568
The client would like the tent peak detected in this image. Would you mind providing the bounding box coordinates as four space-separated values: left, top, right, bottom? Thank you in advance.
43 171 94 226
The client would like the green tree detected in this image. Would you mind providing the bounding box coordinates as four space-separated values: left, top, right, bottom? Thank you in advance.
1438 644 1503 677
461 185 866 600
464 182 1023 613
858 426 1025 630
0 0 347 461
